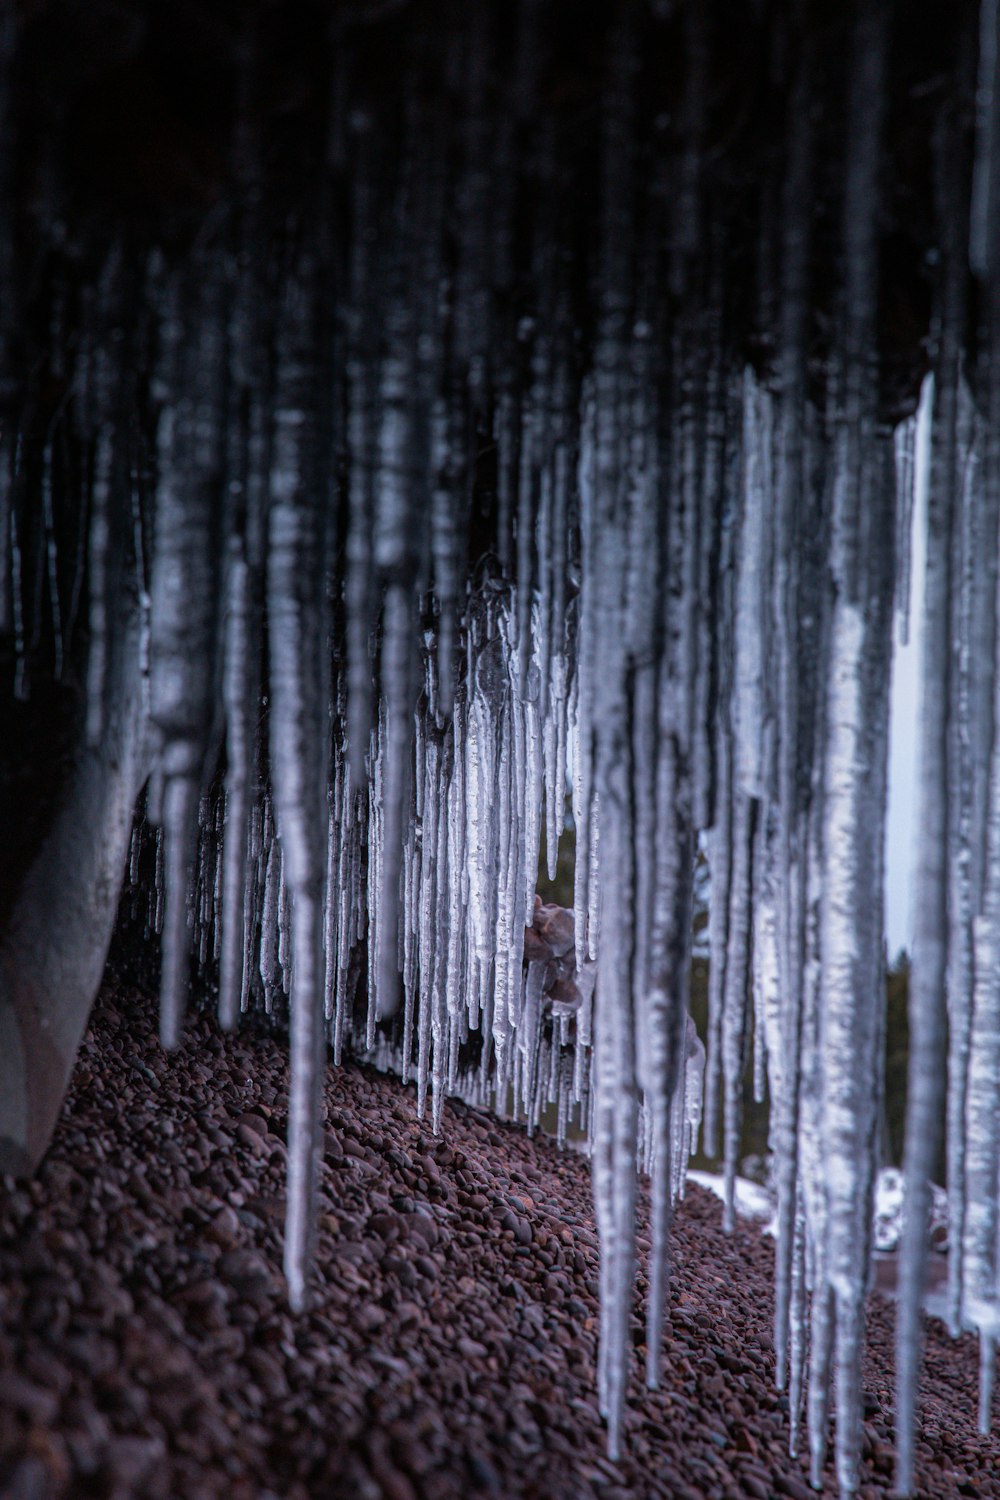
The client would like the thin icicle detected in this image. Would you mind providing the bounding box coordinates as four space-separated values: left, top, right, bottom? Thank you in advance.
894 417 918 646
896 92 966 1492
85 428 112 743
267 269 327 1311
219 546 254 1030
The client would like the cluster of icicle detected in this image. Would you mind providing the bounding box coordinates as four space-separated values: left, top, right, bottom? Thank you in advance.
6 3 1000 1496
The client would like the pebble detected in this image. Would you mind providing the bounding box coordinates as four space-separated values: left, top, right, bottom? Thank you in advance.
236 1123 268 1154
218 1248 271 1293
774 1475 814 1500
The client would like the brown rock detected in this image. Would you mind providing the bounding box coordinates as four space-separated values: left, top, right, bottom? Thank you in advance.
358 1304 387 1334
103 1435 165 1486
369 1211 404 1244
218 1248 272 1294
414 1254 439 1281
407 1213 439 1250
2 1455 58 1500
548 975 582 1011
0 1370 60 1425
774 1475 814 1500
236 1122 268 1155
523 927 552 964
535 903 575 957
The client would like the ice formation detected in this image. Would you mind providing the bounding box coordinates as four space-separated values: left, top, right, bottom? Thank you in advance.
1 2 1000 1495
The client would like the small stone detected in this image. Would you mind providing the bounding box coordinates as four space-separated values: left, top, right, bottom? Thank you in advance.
359 1304 388 1334
103 1435 166 1486
218 1248 272 1293
236 1123 268 1154
523 927 552 963
0 1370 60 1425
407 1213 439 1250
774 1475 814 1500
2 1455 56 1500
513 1217 533 1246
535 903 575 956
369 1212 404 1243
415 1254 439 1281
468 1453 502 1492
548 976 582 1011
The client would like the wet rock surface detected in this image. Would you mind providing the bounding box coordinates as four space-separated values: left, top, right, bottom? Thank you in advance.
0 987 997 1499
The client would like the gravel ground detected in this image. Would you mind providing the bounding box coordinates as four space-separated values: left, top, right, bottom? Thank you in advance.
0 985 997 1500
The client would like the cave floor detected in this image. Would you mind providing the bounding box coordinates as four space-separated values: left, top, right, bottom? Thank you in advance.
0 986 997 1500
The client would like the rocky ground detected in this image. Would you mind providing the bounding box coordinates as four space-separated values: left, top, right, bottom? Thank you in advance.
0 985 997 1500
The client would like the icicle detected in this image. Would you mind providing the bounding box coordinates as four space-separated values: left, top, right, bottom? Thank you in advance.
375 584 413 1024
40 437 64 680
148 269 224 1049
765 86 817 1427
721 790 754 1230
266 267 327 1311
963 573 1000 1434
85 427 112 744
153 825 165 937
219 545 254 1030
260 835 280 1007
752 812 781 1109
943 387 979 1340
430 743 452 1132
573 383 597 969
445 706 467 1085
399 749 418 1077
817 600 885 1494
9 499 25 700
333 770 357 1063
733 372 771 800
431 397 462 720
592 763 638 1462
416 733 440 1118
896 74 968 1491
703 756 730 1160
158 775 198 1051
324 766 341 1026
787 1196 808 1459
524 605 545 920
894 418 918 646
345 123 377 789
641 729 694 1390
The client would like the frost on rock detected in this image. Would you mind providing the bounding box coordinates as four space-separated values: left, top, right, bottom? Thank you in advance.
4 4 1000 1497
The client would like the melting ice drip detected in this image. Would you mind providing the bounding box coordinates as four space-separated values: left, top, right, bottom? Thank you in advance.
3 3 1000 1497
